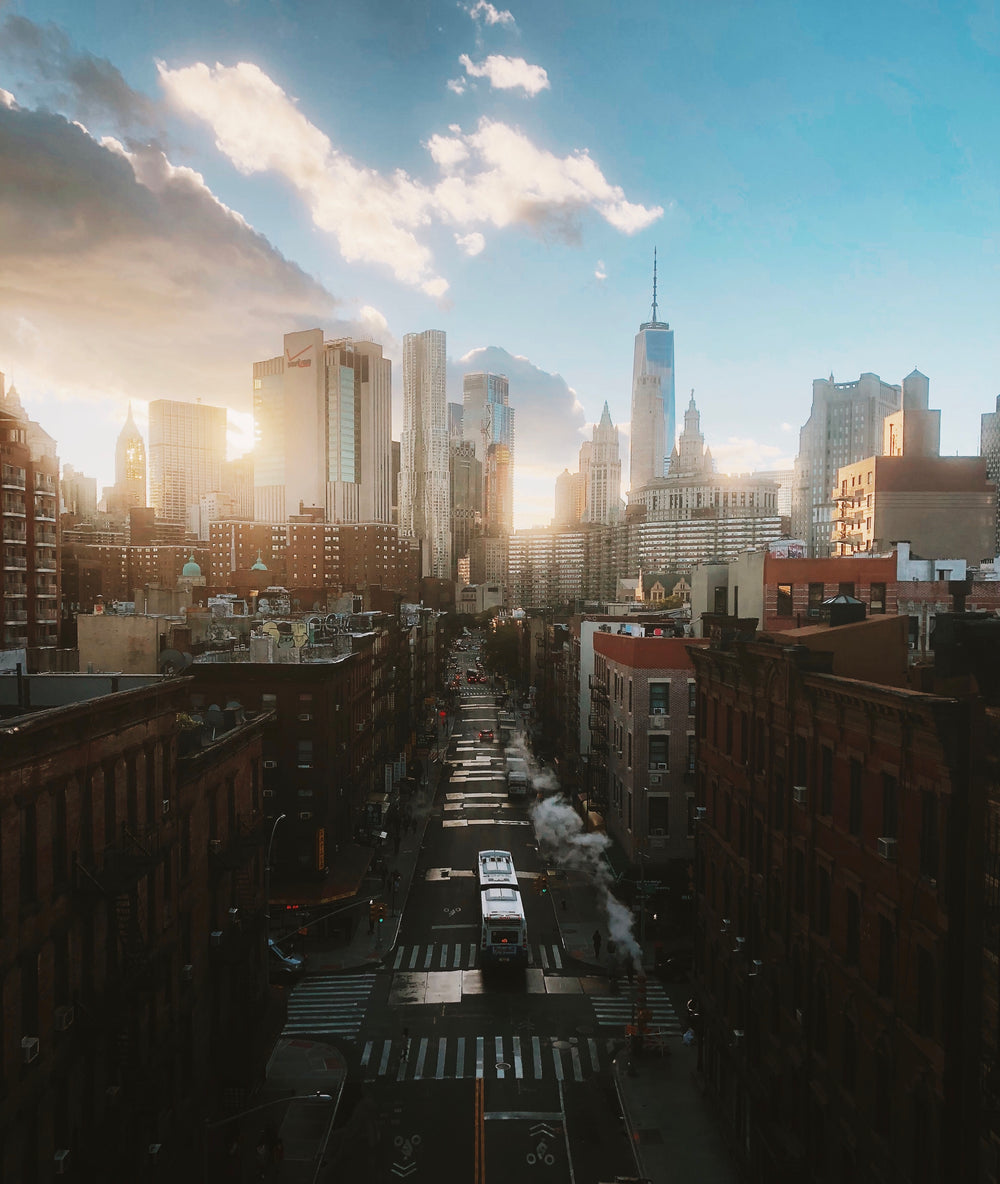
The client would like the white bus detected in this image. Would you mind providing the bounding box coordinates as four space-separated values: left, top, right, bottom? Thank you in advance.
477 849 528 965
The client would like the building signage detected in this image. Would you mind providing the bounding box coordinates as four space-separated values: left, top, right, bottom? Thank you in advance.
285 344 313 369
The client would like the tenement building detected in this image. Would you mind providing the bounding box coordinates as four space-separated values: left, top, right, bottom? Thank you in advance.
689 614 982 1183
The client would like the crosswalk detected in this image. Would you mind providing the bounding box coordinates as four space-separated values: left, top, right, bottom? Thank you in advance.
590 978 682 1033
390 943 564 972
359 1033 618 1083
282 973 376 1040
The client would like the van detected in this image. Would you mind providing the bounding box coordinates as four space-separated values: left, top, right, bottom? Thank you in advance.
268 938 305 981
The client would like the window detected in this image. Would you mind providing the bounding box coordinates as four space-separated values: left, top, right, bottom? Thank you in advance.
874 1049 892 1136
816 867 831 936
297 740 314 768
796 736 808 785
687 794 696 836
849 760 863 836
649 681 670 714
882 772 898 838
20 803 37 906
686 734 696 775
628 680 633 713
688 681 696 716
917 948 935 1036
794 848 805 913
870 582 886 613
648 796 669 837
627 732 632 769
648 736 669 769
776 583 793 616
921 791 939 878
846 890 861 965
53 784 68 887
713 585 727 614
821 748 833 815
878 915 894 996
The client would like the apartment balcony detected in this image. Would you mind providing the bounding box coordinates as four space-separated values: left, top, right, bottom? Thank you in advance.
35 611 59 625
3 555 26 570
35 530 56 545
1 467 25 490
2 527 26 543
34 563 56 574
2 501 26 518
4 608 28 622
33 506 56 523
4 584 28 599
35 582 58 596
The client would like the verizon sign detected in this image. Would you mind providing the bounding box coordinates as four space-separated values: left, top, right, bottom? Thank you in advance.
285 344 313 369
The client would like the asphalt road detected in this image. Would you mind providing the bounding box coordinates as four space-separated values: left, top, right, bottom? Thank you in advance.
318 645 637 1184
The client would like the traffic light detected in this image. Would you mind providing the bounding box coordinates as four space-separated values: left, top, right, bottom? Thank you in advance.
377 901 388 923
534 874 549 895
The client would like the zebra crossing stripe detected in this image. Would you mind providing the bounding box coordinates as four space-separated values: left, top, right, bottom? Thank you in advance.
469 943 476 965
456 1036 465 1079
393 949 404 971
551 947 563 970
408 948 419 970
495 1036 504 1079
513 1036 523 1079
423 947 434 970
476 1037 484 1079
436 1037 447 1080
587 1038 599 1072
439 946 448 969
360 1035 612 1081
379 1041 391 1076
570 1044 582 1080
552 1046 563 1082
453 944 462 969
360 1041 372 1071
532 1037 542 1077
414 1037 429 1080
539 947 549 971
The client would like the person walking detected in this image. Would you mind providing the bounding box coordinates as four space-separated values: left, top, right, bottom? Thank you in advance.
592 930 602 959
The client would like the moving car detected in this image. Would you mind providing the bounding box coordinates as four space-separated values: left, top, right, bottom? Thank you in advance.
478 729 495 742
268 938 305 981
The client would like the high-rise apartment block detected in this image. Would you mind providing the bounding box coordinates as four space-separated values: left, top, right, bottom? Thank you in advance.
61 463 98 520
449 439 481 580
253 330 392 525
629 253 674 491
148 398 227 525
400 329 451 580
791 371 902 557
0 375 60 651
981 394 1000 556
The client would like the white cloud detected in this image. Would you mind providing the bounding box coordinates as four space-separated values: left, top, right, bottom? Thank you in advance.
463 1 516 27
0 88 17 109
595 259 607 281
158 62 662 292
458 53 549 96
446 77 467 95
711 437 795 475
455 231 485 256
158 60 448 298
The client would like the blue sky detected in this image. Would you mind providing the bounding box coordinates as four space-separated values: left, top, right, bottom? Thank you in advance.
1 0 998 526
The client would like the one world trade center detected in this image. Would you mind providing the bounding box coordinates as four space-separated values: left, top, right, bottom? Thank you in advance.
628 251 675 492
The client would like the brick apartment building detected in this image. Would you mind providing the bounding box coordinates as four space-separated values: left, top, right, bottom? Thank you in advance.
0 678 271 1182
689 616 983 1183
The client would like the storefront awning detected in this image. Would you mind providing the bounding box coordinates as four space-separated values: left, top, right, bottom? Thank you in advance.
270 844 374 907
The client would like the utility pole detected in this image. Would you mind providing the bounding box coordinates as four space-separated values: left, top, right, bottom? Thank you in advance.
264 814 287 937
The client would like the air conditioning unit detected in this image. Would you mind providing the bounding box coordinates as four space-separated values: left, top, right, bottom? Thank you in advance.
148 1145 162 1162
208 839 222 854
792 785 808 806
651 707 667 715
210 930 223 947
299 811 312 821
654 762 668 770
649 715 666 730
228 906 239 921
732 1029 744 1044
298 713 313 722
696 807 707 820
721 918 731 933
21 1035 39 1064
734 937 746 952
54 1150 71 1175
749 959 763 977
54 1005 74 1031
652 828 665 837
877 837 897 861
263 760 278 769
649 774 661 785
181 964 194 983
161 798 171 815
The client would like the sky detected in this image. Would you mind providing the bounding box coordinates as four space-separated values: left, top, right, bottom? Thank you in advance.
1 0 998 528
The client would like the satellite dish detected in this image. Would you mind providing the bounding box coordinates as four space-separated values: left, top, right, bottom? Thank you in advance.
158 649 192 676
205 704 225 731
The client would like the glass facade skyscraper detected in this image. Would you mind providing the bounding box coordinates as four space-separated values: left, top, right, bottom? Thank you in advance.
629 252 675 492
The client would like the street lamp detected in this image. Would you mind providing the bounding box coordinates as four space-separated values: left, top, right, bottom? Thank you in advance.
202 1091 332 1183
264 813 287 934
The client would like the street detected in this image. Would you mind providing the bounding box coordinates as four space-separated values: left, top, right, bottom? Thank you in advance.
300 660 639 1183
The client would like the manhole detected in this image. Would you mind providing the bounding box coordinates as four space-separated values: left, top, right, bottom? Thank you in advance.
495 1061 510 1071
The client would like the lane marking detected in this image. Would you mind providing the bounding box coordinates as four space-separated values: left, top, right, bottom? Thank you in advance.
532 1037 542 1078
570 1044 583 1081
360 1040 372 1070
495 1035 505 1078
457 1036 466 1079
552 1046 564 1081
414 1037 429 1080
476 1036 484 1079
436 1037 447 1079
378 1040 391 1076
513 1036 523 1079
408 948 419 970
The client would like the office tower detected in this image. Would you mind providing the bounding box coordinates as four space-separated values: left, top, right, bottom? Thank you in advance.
62 464 98 520
148 399 227 525
982 392 1000 556
448 402 464 440
629 250 674 492
450 439 482 580
0 374 60 650
553 469 578 527
107 402 147 513
751 469 795 520
463 372 515 537
222 455 254 520
400 329 451 579
583 403 623 525
791 371 901 557
252 330 392 525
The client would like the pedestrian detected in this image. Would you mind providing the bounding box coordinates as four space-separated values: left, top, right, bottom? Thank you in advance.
592 930 602 959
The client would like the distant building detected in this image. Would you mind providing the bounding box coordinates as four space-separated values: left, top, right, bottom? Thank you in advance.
463 371 514 537
104 401 147 514
751 468 794 521
449 439 481 582
583 403 623 525
148 398 227 525
400 329 451 579
981 393 1000 556
792 371 903 557
61 463 98 520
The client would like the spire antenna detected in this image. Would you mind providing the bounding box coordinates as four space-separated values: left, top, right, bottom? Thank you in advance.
651 247 658 322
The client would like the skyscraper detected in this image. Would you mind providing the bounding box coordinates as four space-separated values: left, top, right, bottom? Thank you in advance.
980 392 1000 556
400 329 451 579
791 371 902 557
463 372 515 537
629 251 674 492
148 399 227 525
583 403 623 525
252 330 392 524
107 402 147 513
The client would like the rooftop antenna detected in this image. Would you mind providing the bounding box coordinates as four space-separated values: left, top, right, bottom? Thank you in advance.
651 247 659 322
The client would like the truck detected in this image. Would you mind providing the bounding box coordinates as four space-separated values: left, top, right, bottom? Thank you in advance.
506 755 530 801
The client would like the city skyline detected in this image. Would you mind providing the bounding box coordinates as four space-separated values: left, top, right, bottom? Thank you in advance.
1 1 998 529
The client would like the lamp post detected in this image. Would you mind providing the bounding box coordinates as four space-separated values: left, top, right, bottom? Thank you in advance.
264 813 287 935
202 1090 332 1184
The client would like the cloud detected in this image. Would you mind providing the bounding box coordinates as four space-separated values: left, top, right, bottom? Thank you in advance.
595 259 607 281
458 53 549 96
449 345 587 527
0 102 342 488
159 62 660 287
446 77 467 95
711 436 795 475
455 231 486 256
463 1 516 27
0 14 159 137
0 88 15 109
